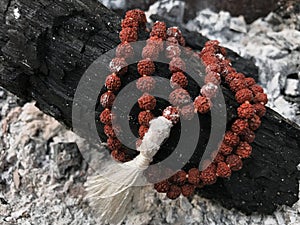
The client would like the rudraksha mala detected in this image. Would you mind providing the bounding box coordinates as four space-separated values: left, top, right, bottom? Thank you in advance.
99 9 268 200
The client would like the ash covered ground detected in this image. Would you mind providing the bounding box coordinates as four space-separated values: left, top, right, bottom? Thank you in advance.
0 1 299 224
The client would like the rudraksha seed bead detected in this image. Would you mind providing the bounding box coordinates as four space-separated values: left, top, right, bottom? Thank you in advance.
137 58 155 76
100 109 114 125
151 21 167 40
167 27 182 39
105 74 121 92
250 84 264 94
121 17 139 29
169 57 186 73
166 45 181 58
201 83 218 99
220 64 236 77
212 151 225 163
107 137 122 151
229 78 247 92
116 42 134 58
253 92 268 105
200 164 217 185
109 57 128 75
205 72 221 85
154 180 170 193
216 162 231 178
138 111 154 126
125 9 147 25
167 37 179 46
181 184 195 197
138 125 149 138
169 88 191 106
100 91 116 109
253 103 267 117
231 119 249 135
244 77 256 87
111 150 126 162
226 154 243 171
237 102 255 119
169 170 187 185
240 128 256 143
104 124 121 138
225 72 245 84
218 142 233 155
224 131 240 147
180 103 195 120
236 141 252 159
119 27 138 43
163 106 180 124
136 76 156 92
138 94 156 110
166 185 181 199
188 168 201 185
205 40 220 47
142 45 160 60
147 36 164 51
170 72 188 89
235 88 253 104
206 63 222 74
248 114 261 130
194 96 212 114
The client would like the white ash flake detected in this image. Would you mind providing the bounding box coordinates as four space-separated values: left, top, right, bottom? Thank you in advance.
13 8 21 20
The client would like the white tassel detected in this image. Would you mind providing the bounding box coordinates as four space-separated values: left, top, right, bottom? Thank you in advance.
85 116 173 224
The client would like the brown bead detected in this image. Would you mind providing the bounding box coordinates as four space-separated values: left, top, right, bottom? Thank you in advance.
253 92 268 105
169 170 187 185
163 106 180 124
107 138 122 151
147 36 164 51
138 111 154 126
237 103 255 119
150 22 167 40
116 42 134 59
100 91 116 109
216 162 231 178
167 27 183 39
194 96 212 114
244 77 256 87
166 45 181 58
248 114 261 130
181 184 195 197
138 94 156 110
253 103 266 117
166 185 181 199
138 125 149 138
180 103 195 120
229 78 247 92
218 142 233 155
212 151 225 163
235 88 253 104
119 27 138 43
206 63 222 74
226 154 243 171
240 128 256 143
170 72 188 89
105 74 121 92
231 119 249 135
220 64 236 77
205 40 220 47
100 109 113 125
250 84 264 94
236 141 252 159
136 76 156 92
111 150 126 162
121 17 139 29
169 57 186 73
169 88 191 106
205 72 221 85
225 72 245 84
142 44 160 60
188 168 201 185
125 9 147 25
109 57 128 75
200 163 217 185
201 83 218 99
137 58 155 76
223 131 240 147
104 124 121 138
154 180 170 193
167 37 179 46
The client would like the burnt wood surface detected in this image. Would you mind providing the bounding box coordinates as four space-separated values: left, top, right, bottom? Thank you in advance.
0 0 299 215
